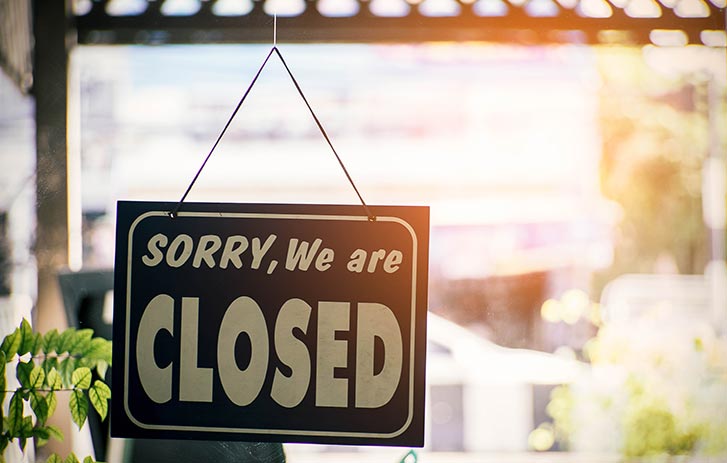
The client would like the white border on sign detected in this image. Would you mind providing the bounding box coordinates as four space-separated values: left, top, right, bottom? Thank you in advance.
124 210 420 439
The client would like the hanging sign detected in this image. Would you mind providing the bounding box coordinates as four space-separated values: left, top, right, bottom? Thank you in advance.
111 201 429 446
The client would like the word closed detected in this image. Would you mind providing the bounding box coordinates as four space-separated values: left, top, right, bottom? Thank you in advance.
136 295 403 409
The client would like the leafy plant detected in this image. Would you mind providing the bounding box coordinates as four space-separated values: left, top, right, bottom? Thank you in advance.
1 319 112 463
592 47 725 293
543 309 727 458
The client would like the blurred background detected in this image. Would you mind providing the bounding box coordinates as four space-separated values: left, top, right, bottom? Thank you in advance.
0 0 725 461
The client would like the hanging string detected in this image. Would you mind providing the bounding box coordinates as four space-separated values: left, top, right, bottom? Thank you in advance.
271 47 375 222
170 46 276 218
171 27 375 221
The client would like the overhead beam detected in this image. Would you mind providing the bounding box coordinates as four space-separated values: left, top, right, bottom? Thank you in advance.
74 0 726 46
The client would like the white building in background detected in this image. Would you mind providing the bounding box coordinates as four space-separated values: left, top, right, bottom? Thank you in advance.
0 60 37 463
425 312 586 452
0 71 36 333
75 44 615 278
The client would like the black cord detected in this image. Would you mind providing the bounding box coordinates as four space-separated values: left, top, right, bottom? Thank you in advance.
272 47 375 221
172 46 375 222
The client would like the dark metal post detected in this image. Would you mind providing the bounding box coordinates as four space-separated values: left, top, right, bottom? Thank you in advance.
33 0 75 456
703 78 727 335
33 0 73 328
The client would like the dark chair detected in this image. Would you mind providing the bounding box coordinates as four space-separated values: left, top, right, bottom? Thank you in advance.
58 269 286 463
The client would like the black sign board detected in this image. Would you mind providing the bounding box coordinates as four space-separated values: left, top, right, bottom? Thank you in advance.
111 201 429 446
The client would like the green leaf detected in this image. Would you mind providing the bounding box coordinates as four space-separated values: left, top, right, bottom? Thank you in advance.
47 391 58 418
92 379 111 398
42 355 59 376
46 424 64 441
0 351 6 405
31 332 44 355
69 389 89 429
46 367 63 390
8 391 24 435
46 454 63 463
30 391 49 425
0 328 21 358
15 417 33 450
15 360 33 387
76 355 98 371
89 381 111 420
71 329 94 356
20 416 33 438
84 338 112 363
65 453 80 463
35 425 50 447
72 367 92 390
43 329 60 354
59 356 76 385
30 365 46 388
18 319 34 355
33 426 51 440
57 328 77 354
83 458 94 463
96 360 108 380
